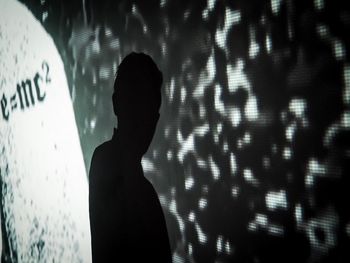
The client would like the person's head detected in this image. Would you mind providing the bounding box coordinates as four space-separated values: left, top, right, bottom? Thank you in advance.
112 52 162 155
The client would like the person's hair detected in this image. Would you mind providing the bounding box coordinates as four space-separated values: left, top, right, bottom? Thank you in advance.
113 52 162 112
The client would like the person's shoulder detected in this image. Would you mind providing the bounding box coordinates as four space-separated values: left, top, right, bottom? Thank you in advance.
91 140 115 161
94 139 114 154
89 140 116 180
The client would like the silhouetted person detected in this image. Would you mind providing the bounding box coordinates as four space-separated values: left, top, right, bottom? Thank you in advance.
89 53 172 262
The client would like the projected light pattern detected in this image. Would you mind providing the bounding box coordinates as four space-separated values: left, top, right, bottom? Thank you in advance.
0 0 91 262
6 0 350 262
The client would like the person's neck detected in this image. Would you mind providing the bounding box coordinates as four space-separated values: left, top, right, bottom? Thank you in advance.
113 127 143 162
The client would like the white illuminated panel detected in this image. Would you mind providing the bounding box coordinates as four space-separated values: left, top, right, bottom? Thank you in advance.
0 0 91 262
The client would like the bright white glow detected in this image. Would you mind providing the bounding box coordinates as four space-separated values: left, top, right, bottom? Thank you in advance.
230 152 237 175
169 199 177 214
177 134 194 162
188 243 193 255
215 8 239 50
229 106 241 127
209 155 220 180
202 9 209 20
177 124 209 162
324 123 340 147
169 199 185 233
237 138 243 149
109 38 120 49
185 176 194 190
180 87 187 103
248 222 257 231
188 211 195 222
231 186 239 197
214 132 218 144
216 235 223 252
42 11 48 22
98 65 110 79
283 147 292 160
245 95 259 121
206 52 216 83
265 190 288 211
195 124 210 137
199 104 207 120
289 98 306 118
0 0 91 261
341 111 350 128
90 117 96 130
104 27 112 37
256 213 268 227
308 158 326 175
226 59 251 93
265 34 272 53
333 39 345 60
167 150 173 160
271 0 282 15
305 174 314 186
195 223 207 244
141 158 155 172
295 204 303 225
217 123 223 134
91 35 101 54
197 158 207 169
231 10 241 23
222 141 228 153
223 140 229 152
198 198 207 210
305 158 327 187
194 52 216 98
286 122 296 141
177 129 184 143
173 253 185 263
214 84 225 115
249 26 260 58
177 217 185 233
168 77 175 102
158 194 167 206
243 169 259 186
208 0 215 11
243 132 251 144
225 241 232 254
